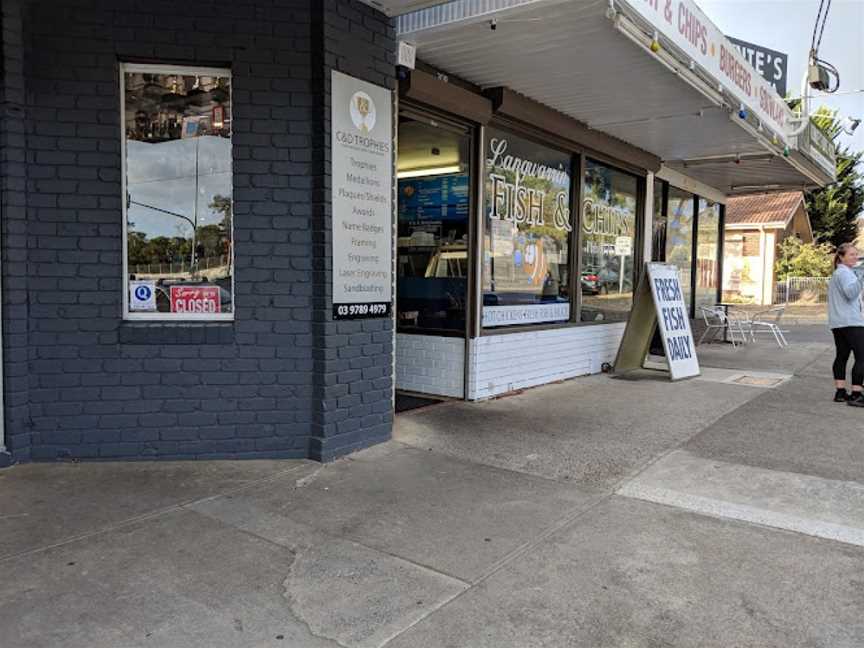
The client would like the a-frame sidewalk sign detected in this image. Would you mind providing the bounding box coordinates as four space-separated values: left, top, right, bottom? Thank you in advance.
613 262 700 381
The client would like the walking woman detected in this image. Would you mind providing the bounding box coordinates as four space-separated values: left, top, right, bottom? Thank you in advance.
828 243 864 406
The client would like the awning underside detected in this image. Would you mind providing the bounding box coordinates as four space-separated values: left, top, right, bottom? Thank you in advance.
666 153 829 195
399 0 827 194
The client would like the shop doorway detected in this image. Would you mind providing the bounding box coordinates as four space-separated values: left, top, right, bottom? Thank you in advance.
394 392 445 413
394 108 473 403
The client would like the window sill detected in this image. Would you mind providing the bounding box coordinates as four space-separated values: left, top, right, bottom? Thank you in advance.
119 321 235 345
478 318 628 336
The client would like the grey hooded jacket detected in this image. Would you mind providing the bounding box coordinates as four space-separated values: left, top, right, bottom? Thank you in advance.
828 264 864 329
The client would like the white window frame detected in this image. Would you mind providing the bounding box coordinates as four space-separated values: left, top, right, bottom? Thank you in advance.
120 62 235 321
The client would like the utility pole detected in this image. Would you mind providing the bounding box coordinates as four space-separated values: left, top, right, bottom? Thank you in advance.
192 136 199 272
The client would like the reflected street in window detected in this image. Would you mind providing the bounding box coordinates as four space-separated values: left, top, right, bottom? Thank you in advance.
123 67 233 318
580 160 637 322
666 187 694 313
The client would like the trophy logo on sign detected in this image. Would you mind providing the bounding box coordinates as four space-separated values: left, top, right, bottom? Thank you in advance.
349 91 377 134
356 96 370 133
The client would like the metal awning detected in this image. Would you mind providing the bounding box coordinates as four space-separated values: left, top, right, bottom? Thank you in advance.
394 0 835 195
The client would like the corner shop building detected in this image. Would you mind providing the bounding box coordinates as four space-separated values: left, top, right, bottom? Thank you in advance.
0 0 835 464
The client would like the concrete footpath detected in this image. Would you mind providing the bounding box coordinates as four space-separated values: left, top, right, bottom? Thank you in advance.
2 325 864 647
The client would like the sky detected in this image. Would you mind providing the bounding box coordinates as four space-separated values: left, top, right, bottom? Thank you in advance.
698 0 864 155
127 137 231 239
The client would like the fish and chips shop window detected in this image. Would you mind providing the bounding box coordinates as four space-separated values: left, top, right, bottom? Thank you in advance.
666 186 695 314
396 112 471 335
122 64 233 320
695 198 722 310
580 160 638 323
482 127 573 328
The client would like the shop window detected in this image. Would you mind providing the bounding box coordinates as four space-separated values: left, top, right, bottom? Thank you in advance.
666 187 695 312
122 64 233 320
482 127 572 327
695 198 721 309
580 160 638 322
397 114 470 335
652 179 667 262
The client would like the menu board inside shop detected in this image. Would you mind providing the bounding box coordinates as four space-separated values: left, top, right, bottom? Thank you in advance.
331 70 394 320
398 175 470 222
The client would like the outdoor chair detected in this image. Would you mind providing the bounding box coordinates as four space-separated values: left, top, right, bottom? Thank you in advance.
697 305 747 348
746 305 788 348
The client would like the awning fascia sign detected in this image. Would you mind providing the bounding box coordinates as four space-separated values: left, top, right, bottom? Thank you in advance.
618 0 793 145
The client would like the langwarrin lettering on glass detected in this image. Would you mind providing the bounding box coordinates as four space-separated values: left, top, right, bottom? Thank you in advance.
486 137 571 232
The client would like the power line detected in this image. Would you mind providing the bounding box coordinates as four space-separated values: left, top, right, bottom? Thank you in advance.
811 0 826 53
816 0 832 53
811 89 864 98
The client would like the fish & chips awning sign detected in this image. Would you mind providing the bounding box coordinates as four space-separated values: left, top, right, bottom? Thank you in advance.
624 0 793 143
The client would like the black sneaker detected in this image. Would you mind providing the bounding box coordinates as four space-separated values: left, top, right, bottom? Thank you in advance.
835 390 850 402
848 393 864 407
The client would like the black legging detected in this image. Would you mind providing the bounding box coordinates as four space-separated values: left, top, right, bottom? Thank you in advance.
832 326 864 386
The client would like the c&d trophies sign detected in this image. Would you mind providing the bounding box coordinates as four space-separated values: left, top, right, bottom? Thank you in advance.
614 263 700 381
331 70 393 320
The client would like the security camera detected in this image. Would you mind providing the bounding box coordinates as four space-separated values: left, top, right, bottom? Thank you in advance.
490 18 497 31
808 63 831 91
843 117 861 135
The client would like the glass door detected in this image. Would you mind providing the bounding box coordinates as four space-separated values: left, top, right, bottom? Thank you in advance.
396 111 472 336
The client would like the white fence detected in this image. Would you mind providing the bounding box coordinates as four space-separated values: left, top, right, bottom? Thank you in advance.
130 254 230 278
773 276 830 305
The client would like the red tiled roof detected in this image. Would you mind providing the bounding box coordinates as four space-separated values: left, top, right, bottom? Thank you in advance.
725 191 804 226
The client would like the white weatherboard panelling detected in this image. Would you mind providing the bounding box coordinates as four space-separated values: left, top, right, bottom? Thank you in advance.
396 334 465 398
467 323 626 400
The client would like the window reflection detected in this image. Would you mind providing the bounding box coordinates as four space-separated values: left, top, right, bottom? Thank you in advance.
123 68 232 317
580 160 638 322
652 179 667 262
482 128 572 327
695 199 721 309
666 187 694 313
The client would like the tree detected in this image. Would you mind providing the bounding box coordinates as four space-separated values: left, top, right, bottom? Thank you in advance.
774 236 833 280
196 224 226 258
802 107 864 247
127 230 148 265
208 194 232 230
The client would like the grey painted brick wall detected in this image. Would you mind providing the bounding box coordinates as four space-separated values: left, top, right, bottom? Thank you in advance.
309 0 396 461
1 0 396 462
1 0 31 464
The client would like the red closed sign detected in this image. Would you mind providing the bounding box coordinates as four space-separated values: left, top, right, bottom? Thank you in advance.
170 286 222 314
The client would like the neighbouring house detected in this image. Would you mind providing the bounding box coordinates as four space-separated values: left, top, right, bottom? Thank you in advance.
723 192 814 305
